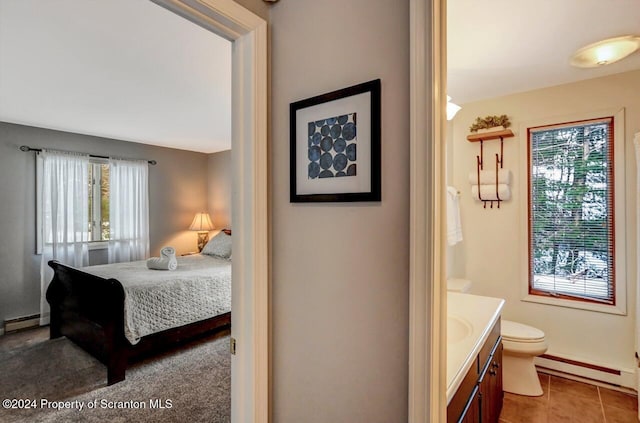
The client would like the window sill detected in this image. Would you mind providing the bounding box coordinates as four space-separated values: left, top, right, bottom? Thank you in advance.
37 241 108 255
521 294 626 316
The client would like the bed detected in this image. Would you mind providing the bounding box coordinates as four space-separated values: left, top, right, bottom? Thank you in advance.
45 237 232 385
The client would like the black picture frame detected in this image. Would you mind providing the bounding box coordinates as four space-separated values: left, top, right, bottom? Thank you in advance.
290 79 381 203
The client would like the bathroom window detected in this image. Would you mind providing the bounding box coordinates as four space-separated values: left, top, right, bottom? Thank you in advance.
526 113 626 312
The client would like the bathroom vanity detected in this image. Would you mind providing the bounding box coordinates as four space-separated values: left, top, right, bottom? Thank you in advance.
447 292 505 423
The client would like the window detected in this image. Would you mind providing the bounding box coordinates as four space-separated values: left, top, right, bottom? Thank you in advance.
527 117 618 306
88 162 110 242
37 152 149 261
37 157 111 251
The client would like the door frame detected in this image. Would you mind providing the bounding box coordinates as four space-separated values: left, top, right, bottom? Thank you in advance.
409 0 447 422
150 1 269 422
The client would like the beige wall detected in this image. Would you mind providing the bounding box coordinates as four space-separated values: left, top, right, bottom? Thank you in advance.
0 122 209 325
207 149 232 229
449 70 640 373
232 0 269 20
270 0 410 421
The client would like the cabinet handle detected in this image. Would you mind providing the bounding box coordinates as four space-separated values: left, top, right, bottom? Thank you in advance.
489 369 497 376
492 362 500 369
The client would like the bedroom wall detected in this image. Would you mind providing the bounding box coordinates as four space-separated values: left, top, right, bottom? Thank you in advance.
449 69 640 377
270 0 410 421
207 149 232 229
0 121 209 326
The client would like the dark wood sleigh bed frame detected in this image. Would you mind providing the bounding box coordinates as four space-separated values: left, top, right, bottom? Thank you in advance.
45 240 232 385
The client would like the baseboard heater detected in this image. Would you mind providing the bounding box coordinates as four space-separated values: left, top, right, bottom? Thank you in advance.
540 354 620 375
536 353 636 391
3 314 40 334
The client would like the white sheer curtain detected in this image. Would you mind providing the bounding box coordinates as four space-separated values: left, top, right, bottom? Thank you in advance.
108 158 149 263
40 150 90 325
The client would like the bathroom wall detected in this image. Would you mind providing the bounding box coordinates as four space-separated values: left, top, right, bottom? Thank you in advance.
449 70 640 377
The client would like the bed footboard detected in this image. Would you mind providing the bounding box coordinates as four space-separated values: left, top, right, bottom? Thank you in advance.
45 260 232 386
46 260 128 385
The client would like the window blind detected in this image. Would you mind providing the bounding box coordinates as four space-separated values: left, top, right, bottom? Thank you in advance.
528 117 615 304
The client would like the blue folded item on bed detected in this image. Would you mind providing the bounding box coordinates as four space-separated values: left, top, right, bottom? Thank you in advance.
146 246 177 270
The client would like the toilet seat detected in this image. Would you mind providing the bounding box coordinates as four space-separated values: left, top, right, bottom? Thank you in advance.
502 320 545 343
501 320 548 357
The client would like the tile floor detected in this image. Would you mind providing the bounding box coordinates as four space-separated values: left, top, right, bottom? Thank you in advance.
500 372 639 423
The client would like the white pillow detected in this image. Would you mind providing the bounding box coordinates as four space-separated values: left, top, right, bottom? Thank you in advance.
201 231 232 259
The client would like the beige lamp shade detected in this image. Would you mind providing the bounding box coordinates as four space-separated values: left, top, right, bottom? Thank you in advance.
189 212 214 252
189 212 214 232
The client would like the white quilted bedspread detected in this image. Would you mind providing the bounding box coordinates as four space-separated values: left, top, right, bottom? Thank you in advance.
84 254 231 345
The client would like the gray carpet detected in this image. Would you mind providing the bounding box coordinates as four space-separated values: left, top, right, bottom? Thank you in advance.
0 330 231 423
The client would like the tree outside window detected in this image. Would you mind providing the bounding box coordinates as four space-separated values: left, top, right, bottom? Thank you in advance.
528 118 614 304
88 162 111 242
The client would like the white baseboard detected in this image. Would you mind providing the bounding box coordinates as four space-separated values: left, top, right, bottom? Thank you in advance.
535 352 636 391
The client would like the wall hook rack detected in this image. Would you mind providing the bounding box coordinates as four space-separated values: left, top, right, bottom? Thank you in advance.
467 129 514 208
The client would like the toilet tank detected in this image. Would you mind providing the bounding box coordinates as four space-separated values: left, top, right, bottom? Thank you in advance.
447 278 471 293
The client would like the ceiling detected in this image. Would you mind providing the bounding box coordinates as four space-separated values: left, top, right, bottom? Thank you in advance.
0 0 231 154
448 0 640 105
4 1 637 146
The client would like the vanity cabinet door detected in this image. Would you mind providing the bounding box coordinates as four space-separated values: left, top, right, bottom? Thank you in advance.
479 339 503 423
448 318 503 423
488 342 503 421
448 359 480 423
459 387 480 423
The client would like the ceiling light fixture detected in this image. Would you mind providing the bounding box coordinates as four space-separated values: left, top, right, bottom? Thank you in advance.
570 35 640 68
447 96 461 121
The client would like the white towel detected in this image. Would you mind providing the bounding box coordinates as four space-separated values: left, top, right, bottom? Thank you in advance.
471 184 511 201
468 169 511 185
446 186 463 246
146 246 178 271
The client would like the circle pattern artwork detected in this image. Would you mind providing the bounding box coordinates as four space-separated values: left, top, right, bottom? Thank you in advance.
320 137 333 152
308 146 321 162
307 112 357 179
333 138 346 153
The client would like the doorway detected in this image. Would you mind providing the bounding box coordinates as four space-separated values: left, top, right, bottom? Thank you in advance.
150 1 269 421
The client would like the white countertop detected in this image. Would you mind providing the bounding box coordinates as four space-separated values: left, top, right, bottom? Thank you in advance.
447 292 505 404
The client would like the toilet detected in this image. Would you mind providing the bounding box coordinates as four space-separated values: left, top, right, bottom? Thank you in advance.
501 319 548 396
447 279 548 397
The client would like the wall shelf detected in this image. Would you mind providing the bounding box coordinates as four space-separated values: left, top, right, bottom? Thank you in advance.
466 129 514 142
467 128 514 209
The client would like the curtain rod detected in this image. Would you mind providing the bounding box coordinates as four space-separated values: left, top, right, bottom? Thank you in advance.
19 145 157 165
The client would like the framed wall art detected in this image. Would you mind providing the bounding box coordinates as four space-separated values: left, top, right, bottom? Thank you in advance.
290 79 381 202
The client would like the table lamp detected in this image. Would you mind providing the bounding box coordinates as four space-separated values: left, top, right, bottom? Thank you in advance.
189 212 214 252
